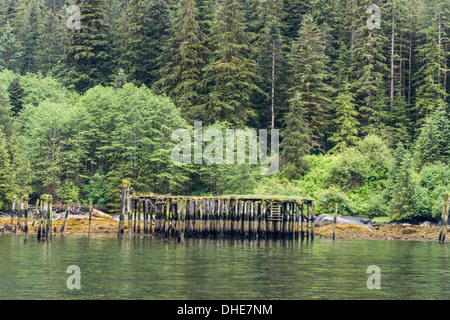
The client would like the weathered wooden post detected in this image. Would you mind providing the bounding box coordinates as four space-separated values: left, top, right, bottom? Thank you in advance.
438 192 450 244
260 200 267 240
165 199 171 238
88 202 93 238
143 199 148 234
118 180 129 239
127 184 132 239
37 199 42 240
23 195 29 238
310 201 315 241
133 199 137 233
306 202 310 240
47 195 53 241
60 200 72 233
32 199 39 228
10 196 16 228
333 203 338 240
301 202 305 241
17 197 22 231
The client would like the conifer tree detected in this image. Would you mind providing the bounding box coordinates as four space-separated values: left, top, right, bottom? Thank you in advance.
414 2 448 122
386 145 415 220
0 81 13 136
414 103 450 169
350 0 389 128
64 0 111 92
250 0 286 129
280 92 311 179
0 129 12 209
0 21 22 72
200 0 263 127
157 0 209 122
288 14 333 151
143 0 171 87
36 5 65 75
7 76 23 116
329 84 360 153
15 0 45 74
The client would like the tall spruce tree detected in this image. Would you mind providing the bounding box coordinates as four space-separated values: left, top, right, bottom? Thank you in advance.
64 0 110 92
7 76 23 116
36 5 65 75
414 1 448 123
386 144 415 220
157 0 209 122
288 14 333 152
414 103 450 169
0 21 22 72
200 0 263 127
350 0 389 129
280 91 311 179
250 0 286 129
329 84 360 153
15 0 45 74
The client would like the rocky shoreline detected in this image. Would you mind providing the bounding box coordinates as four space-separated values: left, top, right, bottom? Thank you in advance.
0 213 445 242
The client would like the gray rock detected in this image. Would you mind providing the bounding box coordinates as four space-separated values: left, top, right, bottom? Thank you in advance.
315 214 372 227
402 223 412 227
420 221 432 227
315 214 334 224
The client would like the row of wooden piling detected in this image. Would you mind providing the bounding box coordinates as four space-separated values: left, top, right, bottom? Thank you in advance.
118 184 316 241
2 194 54 241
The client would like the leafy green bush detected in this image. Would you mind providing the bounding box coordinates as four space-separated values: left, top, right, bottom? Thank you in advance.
414 163 450 220
315 186 357 215
254 177 304 196
325 147 372 190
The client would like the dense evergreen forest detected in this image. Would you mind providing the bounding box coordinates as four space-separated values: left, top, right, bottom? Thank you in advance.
0 0 448 221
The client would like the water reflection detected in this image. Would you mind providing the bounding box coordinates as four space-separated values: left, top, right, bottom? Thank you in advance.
0 235 448 299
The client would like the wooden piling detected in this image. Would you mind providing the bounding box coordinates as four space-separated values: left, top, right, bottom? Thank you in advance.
60 201 71 233
32 199 39 228
88 202 93 237
10 197 16 227
47 196 53 241
311 202 315 241
333 203 338 240
439 192 450 244
130 194 313 241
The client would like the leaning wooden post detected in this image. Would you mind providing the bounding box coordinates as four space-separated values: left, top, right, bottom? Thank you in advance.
333 203 338 240
10 196 16 228
438 192 450 244
88 202 93 238
60 200 72 233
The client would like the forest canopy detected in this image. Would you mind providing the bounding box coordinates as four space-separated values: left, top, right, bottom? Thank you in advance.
0 0 448 221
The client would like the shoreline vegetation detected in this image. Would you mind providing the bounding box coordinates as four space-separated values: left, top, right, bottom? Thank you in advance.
0 215 444 242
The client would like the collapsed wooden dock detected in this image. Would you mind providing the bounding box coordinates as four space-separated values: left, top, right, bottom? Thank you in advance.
119 181 316 241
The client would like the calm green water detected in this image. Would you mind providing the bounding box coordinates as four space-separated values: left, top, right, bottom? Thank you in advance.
0 234 449 299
